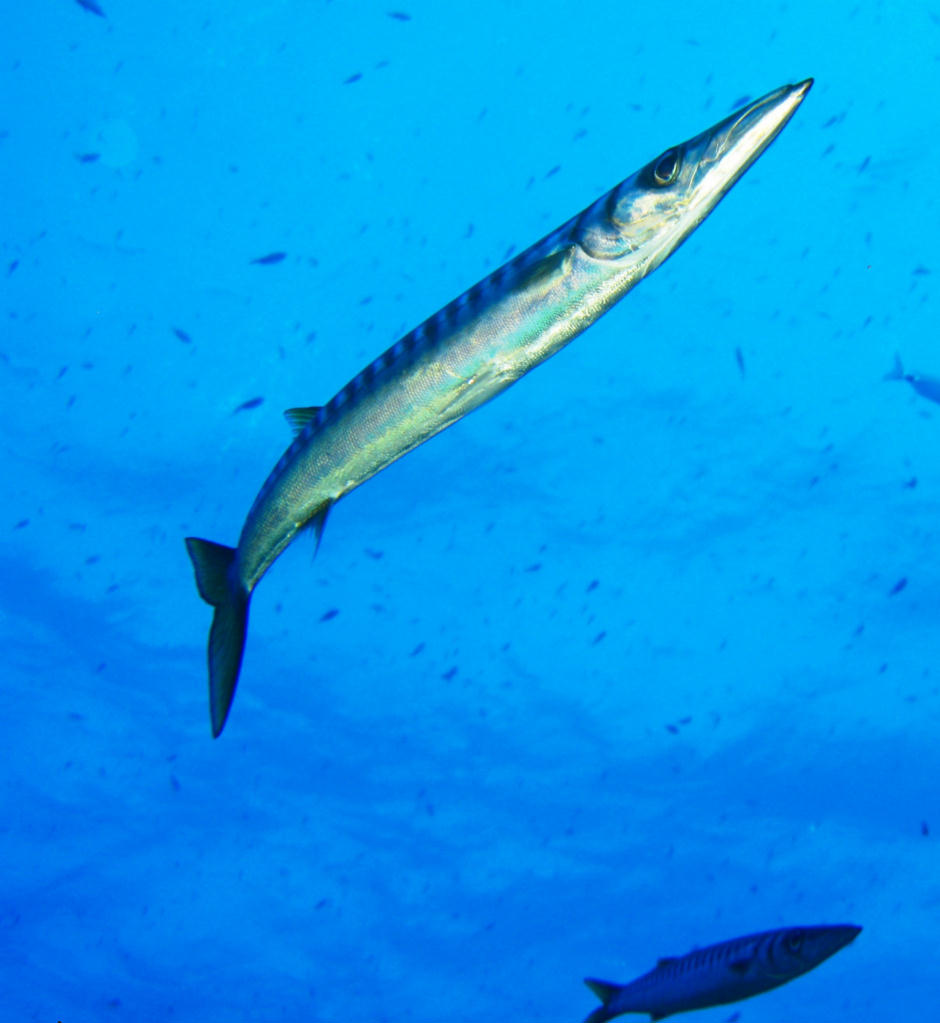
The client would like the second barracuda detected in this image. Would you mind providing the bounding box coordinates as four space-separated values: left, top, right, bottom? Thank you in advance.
582 923 861 1021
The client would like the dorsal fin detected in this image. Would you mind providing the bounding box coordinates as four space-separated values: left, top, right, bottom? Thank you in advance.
584 978 620 1005
284 405 323 436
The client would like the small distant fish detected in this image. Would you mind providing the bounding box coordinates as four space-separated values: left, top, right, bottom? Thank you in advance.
75 0 106 16
233 396 264 414
583 924 861 1022
388 10 411 20
7 260 18 277
884 353 940 404
343 72 363 85
172 327 192 343
75 152 100 164
250 252 286 266
734 346 746 378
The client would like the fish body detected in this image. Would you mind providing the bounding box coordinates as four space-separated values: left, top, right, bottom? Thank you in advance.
187 79 812 736
884 352 940 404
250 251 287 265
75 0 106 16
583 924 861 1022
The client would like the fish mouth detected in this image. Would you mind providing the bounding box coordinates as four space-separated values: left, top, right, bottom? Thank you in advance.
721 78 813 161
817 923 863 959
688 78 813 203
835 923 863 946
619 78 812 273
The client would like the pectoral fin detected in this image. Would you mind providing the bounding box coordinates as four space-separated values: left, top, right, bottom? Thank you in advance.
516 245 574 293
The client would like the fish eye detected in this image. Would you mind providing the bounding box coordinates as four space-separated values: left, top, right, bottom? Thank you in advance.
785 932 804 953
652 148 681 186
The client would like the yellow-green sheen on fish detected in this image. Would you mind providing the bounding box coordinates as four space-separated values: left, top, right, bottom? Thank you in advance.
186 79 813 736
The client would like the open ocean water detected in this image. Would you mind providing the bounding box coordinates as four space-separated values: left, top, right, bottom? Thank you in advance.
3 2 938 1021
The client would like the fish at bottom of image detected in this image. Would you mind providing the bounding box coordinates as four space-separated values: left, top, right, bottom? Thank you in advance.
581 923 861 1022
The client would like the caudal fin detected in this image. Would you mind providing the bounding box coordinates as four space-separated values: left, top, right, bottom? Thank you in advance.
582 978 621 1023
185 537 250 737
883 352 904 382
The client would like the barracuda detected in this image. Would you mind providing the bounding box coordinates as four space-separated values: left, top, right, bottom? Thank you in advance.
582 923 861 1021
186 79 812 736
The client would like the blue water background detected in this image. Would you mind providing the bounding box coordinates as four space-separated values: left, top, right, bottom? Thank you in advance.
3 2 937 1020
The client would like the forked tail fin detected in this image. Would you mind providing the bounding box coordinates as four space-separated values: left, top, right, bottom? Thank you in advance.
582 978 620 1023
185 537 250 737
883 352 905 382
582 1011 615 1023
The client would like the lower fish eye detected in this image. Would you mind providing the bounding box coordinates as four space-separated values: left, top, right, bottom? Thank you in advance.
653 148 680 185
785 933 804 952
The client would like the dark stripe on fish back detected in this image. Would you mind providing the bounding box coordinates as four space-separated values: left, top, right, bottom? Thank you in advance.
253 217 583 510
426 311 443 345
604 185 620 224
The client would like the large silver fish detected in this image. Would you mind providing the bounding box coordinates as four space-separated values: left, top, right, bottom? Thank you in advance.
186 79 812 736
582 923 861 1022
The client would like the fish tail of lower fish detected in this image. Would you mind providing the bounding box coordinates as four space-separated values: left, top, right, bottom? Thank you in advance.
185 537 250 737
883 351 904 381
581 1010 614 1023
582 979 622 1023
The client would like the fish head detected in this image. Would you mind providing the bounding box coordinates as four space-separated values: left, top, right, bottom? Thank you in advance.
577 80 812 272
759 923 862 979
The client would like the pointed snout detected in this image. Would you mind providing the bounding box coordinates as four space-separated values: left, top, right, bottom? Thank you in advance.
818 923 863 959
727 78 813 150
833 923 863 947
673 78 813 229
709 78 813 180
